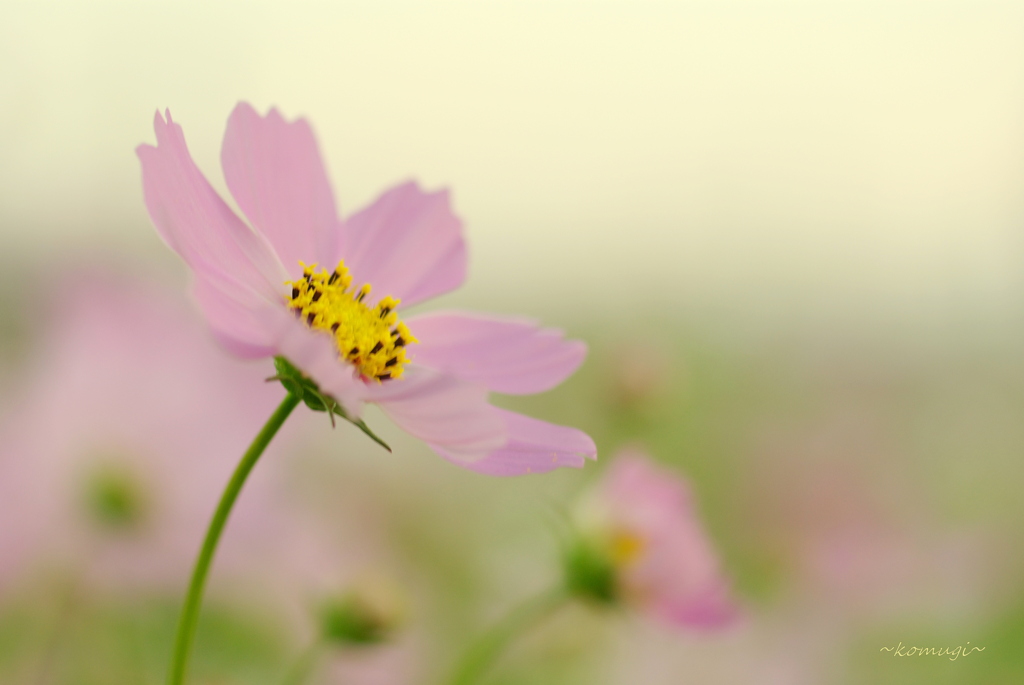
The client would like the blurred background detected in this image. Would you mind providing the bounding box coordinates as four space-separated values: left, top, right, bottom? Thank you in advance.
2 1 1024 683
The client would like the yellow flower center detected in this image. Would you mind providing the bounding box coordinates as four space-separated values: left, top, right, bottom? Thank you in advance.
286 261 416 382
609 529 647 566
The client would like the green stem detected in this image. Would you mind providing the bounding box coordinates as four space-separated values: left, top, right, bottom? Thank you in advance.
166 392 301 685
449 586 570 685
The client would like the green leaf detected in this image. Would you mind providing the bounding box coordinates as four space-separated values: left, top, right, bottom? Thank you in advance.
350 417 392 453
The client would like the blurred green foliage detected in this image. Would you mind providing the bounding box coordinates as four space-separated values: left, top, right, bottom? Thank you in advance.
1 295 1022 684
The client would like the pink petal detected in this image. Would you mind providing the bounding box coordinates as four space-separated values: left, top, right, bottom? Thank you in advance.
137 110 286 301
604 453 693 519
366 367 505 461
192 276 282 359
432 409 596 476
222 103 339 277
406 312 586 395
337 182 466 308
651 579 742 630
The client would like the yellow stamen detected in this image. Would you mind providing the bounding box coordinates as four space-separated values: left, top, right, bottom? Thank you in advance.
609 529 646 566
286 261 417 382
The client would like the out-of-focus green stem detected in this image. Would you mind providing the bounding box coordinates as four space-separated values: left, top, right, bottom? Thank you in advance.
449 586 571 685
166 392 301 685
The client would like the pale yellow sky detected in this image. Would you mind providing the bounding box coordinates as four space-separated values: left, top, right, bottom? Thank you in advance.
2 1 1023 325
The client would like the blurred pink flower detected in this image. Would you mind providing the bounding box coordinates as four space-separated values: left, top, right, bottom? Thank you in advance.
796 485 997 623
745 417 1000 625
136 103 595 476
574 449 739 629
0 272 306 597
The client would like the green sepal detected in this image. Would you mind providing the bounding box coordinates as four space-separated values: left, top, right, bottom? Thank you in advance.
563 538 618 605
270 356 392 452
85 464 148 530
319 595 392 646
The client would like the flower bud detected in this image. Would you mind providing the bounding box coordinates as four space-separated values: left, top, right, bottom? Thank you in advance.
83 461 148 530
319 576 405 646
563 537 617 605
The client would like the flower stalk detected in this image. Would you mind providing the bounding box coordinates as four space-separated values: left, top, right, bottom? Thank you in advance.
166 392 301 685
449 585 570 685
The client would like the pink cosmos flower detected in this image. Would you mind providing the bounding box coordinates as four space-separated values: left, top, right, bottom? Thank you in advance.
0 271 304 596
746 439 998 625
573 449 739 629
136 103 595 475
